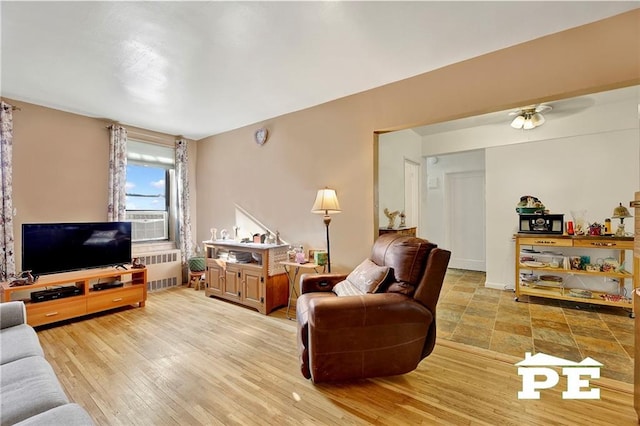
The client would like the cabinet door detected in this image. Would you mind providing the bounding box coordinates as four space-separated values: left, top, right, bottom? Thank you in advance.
224 265 242 301
206 261 224 296
242 269 264 309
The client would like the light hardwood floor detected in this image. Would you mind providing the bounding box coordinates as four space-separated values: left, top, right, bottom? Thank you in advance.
36 286 637 425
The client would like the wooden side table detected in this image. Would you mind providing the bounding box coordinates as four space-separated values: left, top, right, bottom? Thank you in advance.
378 227 416 237
280 261 325 319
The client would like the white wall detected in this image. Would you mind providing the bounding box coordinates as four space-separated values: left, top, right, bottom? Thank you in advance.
422 150 485 247
415 86 639 290
377 129 421 229
487 130 638 290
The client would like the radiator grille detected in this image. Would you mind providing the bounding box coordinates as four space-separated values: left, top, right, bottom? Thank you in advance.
133 248 181 292
148 276 179 291
140 251 179 266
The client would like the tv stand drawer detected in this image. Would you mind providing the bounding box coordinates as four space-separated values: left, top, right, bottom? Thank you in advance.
28 298 86 327
87 286 145 312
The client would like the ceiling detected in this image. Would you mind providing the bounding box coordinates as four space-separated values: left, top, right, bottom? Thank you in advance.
2 2 638 140
412 85 640 137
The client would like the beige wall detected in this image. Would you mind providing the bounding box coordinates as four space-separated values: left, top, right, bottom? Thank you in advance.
196 10 640 272
4 99 197 271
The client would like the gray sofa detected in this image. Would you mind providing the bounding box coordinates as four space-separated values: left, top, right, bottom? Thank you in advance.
0 301 94 426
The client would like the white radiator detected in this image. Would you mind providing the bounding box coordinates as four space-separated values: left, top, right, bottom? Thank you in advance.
133 248 181 292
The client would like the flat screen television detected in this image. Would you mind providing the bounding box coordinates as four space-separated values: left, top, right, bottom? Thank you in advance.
22 222 132 276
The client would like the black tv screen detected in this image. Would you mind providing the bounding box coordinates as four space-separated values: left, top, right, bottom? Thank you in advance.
22 222 132 276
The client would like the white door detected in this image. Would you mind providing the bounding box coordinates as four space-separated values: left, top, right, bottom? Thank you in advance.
445 171 486 271
404 159 420 231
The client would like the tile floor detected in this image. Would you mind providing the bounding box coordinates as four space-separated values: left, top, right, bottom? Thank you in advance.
437 269 635 383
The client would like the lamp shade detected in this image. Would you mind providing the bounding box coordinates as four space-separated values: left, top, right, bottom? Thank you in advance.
510 115 525 129
311 188 341 214
612 202 632 218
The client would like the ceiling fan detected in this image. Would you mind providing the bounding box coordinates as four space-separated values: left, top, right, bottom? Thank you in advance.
509 104 552 130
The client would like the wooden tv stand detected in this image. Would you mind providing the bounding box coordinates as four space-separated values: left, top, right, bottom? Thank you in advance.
0 266 147 327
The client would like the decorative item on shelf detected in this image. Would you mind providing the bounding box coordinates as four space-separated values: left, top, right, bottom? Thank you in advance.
611 202 632 237
8 270 37 287
132 257 145 269
585 264 600 272
537 275 563 288
220 229 229 240
589 222 602 236
519 213 564 234
570 209 587 235
601 257 620 273
565 221 574 235
311 187 341 273
313 250 328 266
569 289 593 299
604 218 612 235
399 211 406 228
210 228 217 241
265 232 276 244
516 195 545 214
383 208 400 229
600 293 631 303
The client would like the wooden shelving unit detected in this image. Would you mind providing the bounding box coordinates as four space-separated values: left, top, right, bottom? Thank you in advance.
1 266 147 327
514 234 635 317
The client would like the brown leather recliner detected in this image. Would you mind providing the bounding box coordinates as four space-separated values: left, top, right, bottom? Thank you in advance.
296 233 451 383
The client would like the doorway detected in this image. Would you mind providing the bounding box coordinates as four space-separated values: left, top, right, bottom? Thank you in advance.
444 170 486 271
404 159 420 231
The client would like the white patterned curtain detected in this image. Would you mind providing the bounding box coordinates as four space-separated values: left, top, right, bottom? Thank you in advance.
108 125 127 221
0 102 15 280
176 138 193 272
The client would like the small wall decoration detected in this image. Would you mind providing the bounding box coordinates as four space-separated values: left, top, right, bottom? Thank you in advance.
254 127 269 146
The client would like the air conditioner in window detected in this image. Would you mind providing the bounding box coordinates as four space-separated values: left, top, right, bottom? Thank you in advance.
126 211 168 241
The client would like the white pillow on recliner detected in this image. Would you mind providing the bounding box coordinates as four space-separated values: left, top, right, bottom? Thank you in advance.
332 259 390 296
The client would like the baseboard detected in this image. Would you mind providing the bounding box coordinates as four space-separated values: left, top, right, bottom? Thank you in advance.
484 281 511 291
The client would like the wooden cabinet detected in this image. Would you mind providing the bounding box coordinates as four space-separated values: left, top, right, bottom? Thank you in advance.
514 233 634 316
1 266 147 327
203 241 288 314
379 227 416 237
206 259 224 296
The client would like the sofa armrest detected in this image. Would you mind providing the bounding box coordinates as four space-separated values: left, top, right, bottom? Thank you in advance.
308 293 432 329
300 273 347 294
1 301 27 329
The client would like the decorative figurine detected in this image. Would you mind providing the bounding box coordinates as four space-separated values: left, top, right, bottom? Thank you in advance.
210 228 217 241
384 208 400 229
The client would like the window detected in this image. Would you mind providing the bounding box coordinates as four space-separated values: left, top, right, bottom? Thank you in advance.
125 140 175 242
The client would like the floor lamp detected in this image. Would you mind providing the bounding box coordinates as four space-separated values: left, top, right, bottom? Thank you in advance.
311 188 341 272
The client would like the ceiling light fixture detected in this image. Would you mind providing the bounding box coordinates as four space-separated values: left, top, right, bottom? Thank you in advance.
509 105 552 130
